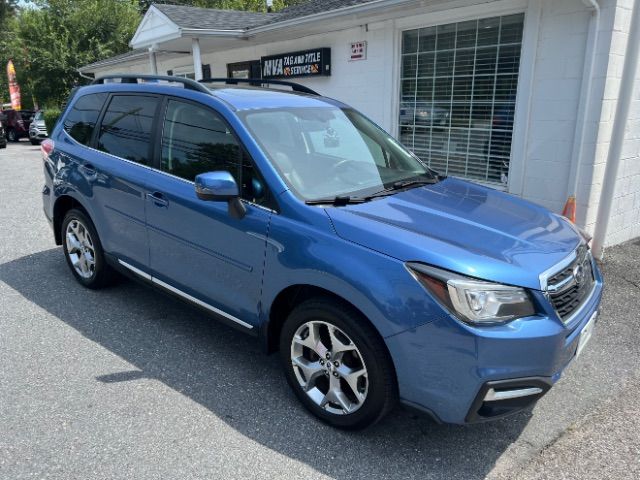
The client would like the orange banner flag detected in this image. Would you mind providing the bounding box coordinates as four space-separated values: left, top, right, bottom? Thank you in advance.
7 60 22 111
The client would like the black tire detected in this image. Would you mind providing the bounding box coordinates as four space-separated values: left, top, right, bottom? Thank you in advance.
0 143 6 149
61 208 116 289
30 139 40 146
279 297 398 430
7 129 17 142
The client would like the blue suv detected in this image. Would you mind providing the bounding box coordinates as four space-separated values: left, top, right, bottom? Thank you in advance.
42 75 603 429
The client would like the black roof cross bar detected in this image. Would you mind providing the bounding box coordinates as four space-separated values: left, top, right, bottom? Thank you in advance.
199 77 319 96
91 74 212 94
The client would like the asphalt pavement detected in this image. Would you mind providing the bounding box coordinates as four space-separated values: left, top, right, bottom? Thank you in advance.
1 140 639 479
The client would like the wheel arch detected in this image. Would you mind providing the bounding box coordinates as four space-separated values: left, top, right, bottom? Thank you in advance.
52 195 90 245
263 284 390 359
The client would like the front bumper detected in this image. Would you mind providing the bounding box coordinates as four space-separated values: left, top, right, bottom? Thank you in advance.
386 262 603 424
30 130 47 140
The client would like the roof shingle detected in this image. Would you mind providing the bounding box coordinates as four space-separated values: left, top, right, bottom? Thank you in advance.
154 3 278 30
153 1 379 30
274 0 378 23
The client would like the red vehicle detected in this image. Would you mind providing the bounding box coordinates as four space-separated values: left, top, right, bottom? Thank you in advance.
0 109 35 142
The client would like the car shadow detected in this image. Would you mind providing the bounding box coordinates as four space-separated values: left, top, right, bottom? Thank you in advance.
1 248 533 480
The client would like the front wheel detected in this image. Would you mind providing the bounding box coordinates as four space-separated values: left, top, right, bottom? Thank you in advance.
279 298 397 429
7 129 17 142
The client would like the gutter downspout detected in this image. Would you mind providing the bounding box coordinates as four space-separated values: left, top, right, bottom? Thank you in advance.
565 0 600 219
592 0 640 258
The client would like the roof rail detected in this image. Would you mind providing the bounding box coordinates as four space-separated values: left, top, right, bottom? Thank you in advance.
199 78 319 96
91 74 212 94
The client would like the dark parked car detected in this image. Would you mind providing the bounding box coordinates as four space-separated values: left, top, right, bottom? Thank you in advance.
1 108 35 142
41 75 602 429
0 120 7 149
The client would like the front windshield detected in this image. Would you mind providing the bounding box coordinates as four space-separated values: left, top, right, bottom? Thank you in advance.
239 107 436 201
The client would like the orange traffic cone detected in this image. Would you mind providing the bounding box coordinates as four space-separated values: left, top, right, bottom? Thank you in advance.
562 195 576 223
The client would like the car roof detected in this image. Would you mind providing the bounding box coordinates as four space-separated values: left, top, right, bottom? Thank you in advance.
76 82 347 112
207 86 346 111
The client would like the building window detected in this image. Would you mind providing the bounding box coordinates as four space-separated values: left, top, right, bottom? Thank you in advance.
227 60 261 79
400 14 524 185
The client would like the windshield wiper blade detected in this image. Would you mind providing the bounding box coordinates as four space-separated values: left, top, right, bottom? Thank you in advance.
392 178 439 189
305 195 367 206
364 177 439 200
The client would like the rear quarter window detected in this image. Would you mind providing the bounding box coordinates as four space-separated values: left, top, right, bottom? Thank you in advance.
63 93 108 146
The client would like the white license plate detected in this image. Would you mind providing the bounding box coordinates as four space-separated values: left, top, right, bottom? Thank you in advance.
576 311 597 357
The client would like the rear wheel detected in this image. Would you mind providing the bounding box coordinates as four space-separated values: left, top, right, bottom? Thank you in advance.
61 209 115 289
7 129 17 142
279 298 397 429
30 139 40 146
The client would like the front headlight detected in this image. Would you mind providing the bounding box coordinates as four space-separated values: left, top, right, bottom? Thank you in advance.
406 263 536 325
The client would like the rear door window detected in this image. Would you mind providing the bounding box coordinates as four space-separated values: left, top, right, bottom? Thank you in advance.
63 93 108 145
97 95 159 165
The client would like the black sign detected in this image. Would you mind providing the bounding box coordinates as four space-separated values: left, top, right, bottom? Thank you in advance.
261 48 331 79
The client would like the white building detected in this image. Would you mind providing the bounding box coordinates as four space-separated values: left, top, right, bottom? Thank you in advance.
79 0 640 258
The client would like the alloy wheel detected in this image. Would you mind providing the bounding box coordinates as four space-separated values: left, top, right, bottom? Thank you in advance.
65 219 96 279
290 320 369 415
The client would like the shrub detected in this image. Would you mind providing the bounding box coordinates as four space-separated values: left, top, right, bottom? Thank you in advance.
43 108 61 135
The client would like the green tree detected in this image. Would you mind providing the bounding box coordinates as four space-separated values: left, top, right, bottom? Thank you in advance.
4 0 139 107
0 0 18 25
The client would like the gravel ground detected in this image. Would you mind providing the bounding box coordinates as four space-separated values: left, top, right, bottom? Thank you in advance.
1 141 639 479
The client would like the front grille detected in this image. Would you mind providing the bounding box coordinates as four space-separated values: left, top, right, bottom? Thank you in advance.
547 245 595 323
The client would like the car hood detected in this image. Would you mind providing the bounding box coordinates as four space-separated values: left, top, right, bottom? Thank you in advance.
325 178 580 290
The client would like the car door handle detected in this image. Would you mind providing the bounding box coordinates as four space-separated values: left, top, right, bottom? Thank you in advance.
147 192 169 208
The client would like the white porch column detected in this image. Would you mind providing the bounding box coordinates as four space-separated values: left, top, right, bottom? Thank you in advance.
192 38 203 81
148 45 158 75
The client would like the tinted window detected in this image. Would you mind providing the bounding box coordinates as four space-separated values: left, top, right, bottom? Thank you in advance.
63 93 107 145
161 100 272 206
97 95 158 164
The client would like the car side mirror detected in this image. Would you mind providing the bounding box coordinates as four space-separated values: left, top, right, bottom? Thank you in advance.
194 171 246 219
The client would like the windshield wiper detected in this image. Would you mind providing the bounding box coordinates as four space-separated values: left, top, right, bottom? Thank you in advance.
392 178 439 189
364 177 439 200
305 177 441 206
305 195 368 206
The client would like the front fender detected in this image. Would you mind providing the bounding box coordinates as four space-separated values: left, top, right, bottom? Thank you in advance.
261 212 446 340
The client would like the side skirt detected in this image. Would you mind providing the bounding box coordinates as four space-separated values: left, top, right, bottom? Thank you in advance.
106 254 258 336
